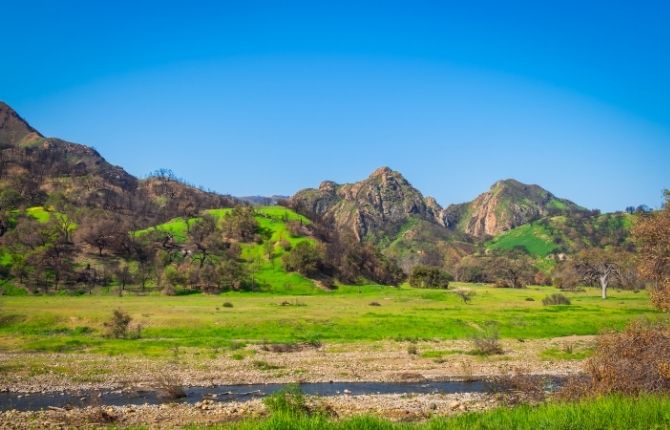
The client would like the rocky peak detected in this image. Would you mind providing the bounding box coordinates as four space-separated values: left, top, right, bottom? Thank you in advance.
291 167 444 241
319 180 338 193
445 178 585 237
0 101 43 146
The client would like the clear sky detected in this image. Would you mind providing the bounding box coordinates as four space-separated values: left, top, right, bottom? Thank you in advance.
1 1 669 212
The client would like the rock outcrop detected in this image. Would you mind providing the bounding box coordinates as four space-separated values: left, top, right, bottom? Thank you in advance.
444 179 586 238
291 166 445 241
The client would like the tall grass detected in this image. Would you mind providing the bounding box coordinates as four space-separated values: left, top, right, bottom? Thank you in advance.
184 395 670 430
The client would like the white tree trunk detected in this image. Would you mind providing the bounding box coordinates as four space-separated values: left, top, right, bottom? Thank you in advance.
600 275 608 299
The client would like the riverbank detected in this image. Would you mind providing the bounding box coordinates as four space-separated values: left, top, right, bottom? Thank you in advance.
0 336 591 393
0 392 498 429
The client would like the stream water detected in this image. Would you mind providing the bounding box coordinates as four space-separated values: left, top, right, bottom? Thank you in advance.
0 380 493 411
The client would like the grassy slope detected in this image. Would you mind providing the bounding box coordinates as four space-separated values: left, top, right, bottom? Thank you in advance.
135 206 318 293
192 395 670 430
487 222 557 257
486 212 636 273
0 285 658 355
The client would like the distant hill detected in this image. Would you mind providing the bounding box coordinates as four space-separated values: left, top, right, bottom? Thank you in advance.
238 195 289 206
443 179 588 238
0 102 238 226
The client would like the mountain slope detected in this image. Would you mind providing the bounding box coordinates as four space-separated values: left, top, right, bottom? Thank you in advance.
0 102 237 225
443 179 587 238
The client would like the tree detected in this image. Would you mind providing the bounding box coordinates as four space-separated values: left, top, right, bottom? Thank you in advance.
114 262 133 296
633 190 670 311
408 265 452 289
573 249 622 299
76 212 124 256
282 241 324 277
490 255 535 288
221 206 258 242
454 255 489 283
551 261 582 290
49 212 76 244
187 214 222 268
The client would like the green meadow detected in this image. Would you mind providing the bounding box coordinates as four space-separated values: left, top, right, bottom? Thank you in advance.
0 284 658 357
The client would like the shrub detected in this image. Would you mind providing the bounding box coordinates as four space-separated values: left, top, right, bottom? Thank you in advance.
264 384 310 415
489 370 548 405
155 374 186 400
470 322 503 355
408 265 452 289
103 309 132 339
407 344 418 355
560 320 670 399
453 288 475 304
222 302 234 308
282 241 324 277
542 293 571 306
368 301 381 306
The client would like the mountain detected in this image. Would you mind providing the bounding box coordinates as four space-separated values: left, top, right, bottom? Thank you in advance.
290 166 445 242
0 102 237 224
289 170 598 272
443 179 587 238
238 195 290 206
289 167 476 272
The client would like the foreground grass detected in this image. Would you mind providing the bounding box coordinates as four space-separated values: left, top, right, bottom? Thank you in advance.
182 395 670 430
0 285 658 356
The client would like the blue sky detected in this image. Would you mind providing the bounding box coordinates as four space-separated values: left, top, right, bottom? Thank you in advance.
1 1 668 211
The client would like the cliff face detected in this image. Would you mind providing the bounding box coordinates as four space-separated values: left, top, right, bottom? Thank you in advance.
291 167 445 241
444 179 586 238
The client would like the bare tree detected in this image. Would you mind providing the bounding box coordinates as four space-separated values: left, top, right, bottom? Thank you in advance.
574 249 622 299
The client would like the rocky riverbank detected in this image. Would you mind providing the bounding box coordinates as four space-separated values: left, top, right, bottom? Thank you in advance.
0 392 498 429
0 336 592 394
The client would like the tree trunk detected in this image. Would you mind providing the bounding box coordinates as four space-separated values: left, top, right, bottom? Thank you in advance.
599 275 608 299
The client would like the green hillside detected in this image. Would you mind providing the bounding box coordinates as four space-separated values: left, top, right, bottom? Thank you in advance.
487 222 557 257
136 206 319 294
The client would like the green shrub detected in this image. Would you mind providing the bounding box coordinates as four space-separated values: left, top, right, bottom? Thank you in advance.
542 294 571 306
408 265 452 289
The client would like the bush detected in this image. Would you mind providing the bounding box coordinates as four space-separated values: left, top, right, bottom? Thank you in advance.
155 374 186 400
103 309 132 339
542 293 571 306
560 320 670 399
282 241 324 277
408 265 452 289
489 370 548 405
453 288 475 304
222 302 234 308
263 384 310 415
470 322 503 355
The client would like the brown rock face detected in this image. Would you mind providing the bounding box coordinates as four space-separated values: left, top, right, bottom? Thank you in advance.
444 179 586 238
290 167 444 241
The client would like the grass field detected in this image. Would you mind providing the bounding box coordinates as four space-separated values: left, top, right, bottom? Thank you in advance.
186 394 670 430
0 284 658 357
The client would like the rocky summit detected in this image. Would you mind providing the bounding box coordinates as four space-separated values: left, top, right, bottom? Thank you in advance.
290 166 444 242
443 179 586 238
